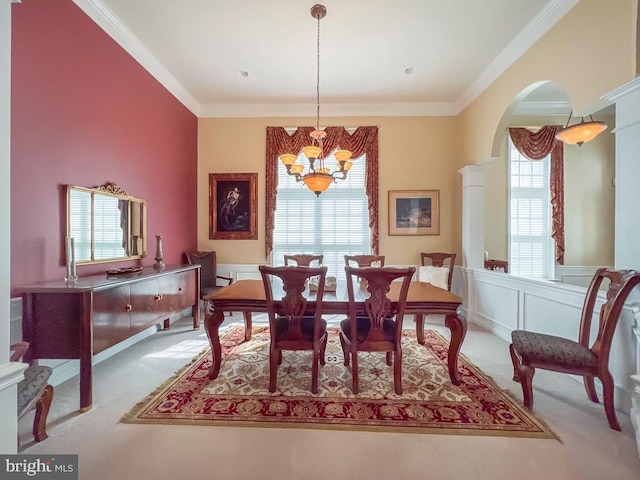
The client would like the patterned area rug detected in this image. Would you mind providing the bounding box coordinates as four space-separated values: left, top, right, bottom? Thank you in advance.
122 326 557 438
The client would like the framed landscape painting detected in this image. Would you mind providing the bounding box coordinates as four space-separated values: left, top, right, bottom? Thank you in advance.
388 190 440 236
209 173 258 240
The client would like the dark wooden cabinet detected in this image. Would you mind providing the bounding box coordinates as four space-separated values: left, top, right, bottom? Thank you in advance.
20 265 200 411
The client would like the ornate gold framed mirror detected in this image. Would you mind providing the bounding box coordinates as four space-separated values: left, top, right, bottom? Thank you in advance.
66 183 147 265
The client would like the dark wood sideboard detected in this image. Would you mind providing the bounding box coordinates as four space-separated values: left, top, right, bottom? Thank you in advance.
19 265 200 412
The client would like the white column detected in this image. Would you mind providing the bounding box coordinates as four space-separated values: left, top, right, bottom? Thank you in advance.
603 77 640 460
0 0 23 455
458 165 485 269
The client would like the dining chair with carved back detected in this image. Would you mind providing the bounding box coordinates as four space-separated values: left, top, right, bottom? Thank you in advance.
283 254 324 267
339 265 415 395
415 252 457 344
11 341 54 443
509 267 640 431
184 251 234 316
259 265 329 394
344 254 385 268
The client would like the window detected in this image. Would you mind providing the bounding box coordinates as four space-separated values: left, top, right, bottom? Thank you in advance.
509 138 554 279
272 151 370 281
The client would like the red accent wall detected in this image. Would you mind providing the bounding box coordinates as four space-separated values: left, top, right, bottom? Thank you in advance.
11 0 198 295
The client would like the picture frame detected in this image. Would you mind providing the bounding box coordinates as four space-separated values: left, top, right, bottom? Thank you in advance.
388 189 440 236
209 173 258 240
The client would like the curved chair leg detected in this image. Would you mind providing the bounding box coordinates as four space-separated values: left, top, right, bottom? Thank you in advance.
269 347 279 393
518 364 536 410
33 384 54 442
600 372 621 431
339 335 350 366
584 376 599 403
319 335 327 366
509 344 521 382
393 349 403 395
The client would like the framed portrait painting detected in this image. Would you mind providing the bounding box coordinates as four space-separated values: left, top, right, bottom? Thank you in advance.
209 173 258 240
388 190 440 236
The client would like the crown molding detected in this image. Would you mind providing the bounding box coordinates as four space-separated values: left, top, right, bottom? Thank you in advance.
198 102 459 118
73 0 578 119
453 0 580 115
72 0 200 115
513 100 572 116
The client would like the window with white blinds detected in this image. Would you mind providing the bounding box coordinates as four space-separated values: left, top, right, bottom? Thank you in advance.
509 138 553 278
272 151 371 281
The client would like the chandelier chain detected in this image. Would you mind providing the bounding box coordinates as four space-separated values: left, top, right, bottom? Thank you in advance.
315 11 321 131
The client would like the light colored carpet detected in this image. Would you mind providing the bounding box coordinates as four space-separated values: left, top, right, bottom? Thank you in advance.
19 313 640 479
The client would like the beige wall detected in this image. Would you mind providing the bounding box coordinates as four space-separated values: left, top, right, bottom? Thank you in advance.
484 114 615 267
460 0 636 165
198 116 462 266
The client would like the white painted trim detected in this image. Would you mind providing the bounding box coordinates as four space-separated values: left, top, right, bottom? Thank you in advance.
453 0 580 114
0 362 26 391
603 77 640 103
71 0 200 115
512 101 571 116
72 0 577 119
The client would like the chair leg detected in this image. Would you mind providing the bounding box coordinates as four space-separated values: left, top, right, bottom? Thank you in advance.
386 351 392 366
319 335 327 366
311 350 319 394
509 344 520 382
600 372 621 431
351 348 359 395
339 334 350 366
510 344 536 408
393 349 403 395
33 384 54 442
269 346 279 393
584 376 599 403
415 314 425 344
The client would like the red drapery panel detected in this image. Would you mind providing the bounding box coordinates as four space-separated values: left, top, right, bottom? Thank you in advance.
265 126 379 258
509 126 565 265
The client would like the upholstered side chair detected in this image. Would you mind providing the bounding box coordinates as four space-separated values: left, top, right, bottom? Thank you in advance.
340 265 415 395
509 268 640 431
259 265 329 394
11 342 54 443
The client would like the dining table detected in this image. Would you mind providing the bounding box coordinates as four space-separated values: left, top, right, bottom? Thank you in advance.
202 278 466 385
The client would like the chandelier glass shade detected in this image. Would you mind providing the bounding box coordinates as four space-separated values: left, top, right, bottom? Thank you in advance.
555 112 608 147
278 4 354 197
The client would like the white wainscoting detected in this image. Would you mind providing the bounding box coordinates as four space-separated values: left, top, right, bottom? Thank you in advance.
466 267 639 415
555 265 609 288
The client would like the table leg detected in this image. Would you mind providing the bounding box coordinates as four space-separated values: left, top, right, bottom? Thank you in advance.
444 313 467 386
415 314 425 344
243 311 253 341
204 306 226 380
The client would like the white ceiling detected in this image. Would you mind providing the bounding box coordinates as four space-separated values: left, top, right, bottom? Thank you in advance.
76 0 579 117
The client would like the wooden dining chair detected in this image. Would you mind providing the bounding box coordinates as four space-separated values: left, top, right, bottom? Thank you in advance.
259 265 329 394
420 252 456 291
415 252 457 344
284 254 324 267
344 254 385 268
184 251 234 315
340 265 415 395
509 268 640 431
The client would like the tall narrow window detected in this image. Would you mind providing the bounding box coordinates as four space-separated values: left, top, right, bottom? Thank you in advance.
272 151 370 281
509 138 554 278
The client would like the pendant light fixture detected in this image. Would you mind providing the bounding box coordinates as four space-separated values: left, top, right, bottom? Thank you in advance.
278 4 354 197
555 111 608 147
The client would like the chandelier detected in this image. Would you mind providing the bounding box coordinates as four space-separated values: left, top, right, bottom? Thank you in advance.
278 4 353 197
555 111 608 147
